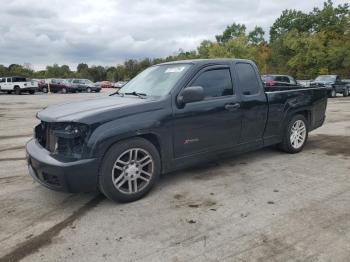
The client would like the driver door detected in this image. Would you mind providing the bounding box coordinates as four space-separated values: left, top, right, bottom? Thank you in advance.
172 65 242 158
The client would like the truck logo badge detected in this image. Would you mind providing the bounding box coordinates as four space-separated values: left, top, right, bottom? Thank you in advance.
184 138 199 144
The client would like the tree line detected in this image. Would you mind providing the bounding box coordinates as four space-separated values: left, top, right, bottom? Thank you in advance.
0 0 348 81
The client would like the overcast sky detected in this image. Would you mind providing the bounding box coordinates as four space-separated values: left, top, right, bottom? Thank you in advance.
0 0 348 70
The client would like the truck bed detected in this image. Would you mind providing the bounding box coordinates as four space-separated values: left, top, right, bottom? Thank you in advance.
263 86 328 146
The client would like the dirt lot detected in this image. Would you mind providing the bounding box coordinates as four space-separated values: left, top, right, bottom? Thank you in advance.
0 90 349 262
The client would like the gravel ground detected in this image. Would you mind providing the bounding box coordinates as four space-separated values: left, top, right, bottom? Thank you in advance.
0 90 349 262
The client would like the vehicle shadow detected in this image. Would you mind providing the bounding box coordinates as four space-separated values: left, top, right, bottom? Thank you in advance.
158 146 280 187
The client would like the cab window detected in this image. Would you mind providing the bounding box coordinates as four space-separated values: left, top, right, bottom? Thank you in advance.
236 63 260 95
191 68 233 98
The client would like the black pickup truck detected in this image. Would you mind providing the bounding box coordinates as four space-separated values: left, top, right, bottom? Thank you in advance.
310 75 350 97
26 59 327 203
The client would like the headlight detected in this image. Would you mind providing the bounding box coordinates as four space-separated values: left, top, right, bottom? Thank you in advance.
54 123 88 138
52 123 90 158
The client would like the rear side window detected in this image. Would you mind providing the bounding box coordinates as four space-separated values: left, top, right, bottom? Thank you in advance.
13 77 26 82
73 80 79 84
7 77 12 82
236 63 260 95
282 77 290 83
0 78 5 83
191 68 233 98
276 76 289 83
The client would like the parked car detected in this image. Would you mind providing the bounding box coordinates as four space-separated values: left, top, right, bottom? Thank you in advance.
0 76 38 95
113 81 127 88
39 79 77 93
262 74 299 87
310 75 350 97
26 59 327 203
100 81 112 88
297 80 312 87
69 79 101 92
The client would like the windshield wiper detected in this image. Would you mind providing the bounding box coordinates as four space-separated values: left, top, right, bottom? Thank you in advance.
109 90 124 97
124 91 147 99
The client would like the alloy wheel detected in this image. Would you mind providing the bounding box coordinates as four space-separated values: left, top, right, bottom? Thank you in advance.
111 148 154 194
290 120 306 149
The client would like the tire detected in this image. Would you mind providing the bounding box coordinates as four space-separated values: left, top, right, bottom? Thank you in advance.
279 114 308 154
330 88 336 98
343 87 349 97
7 91 12 94
99 137 161 203
61 88 67 94
42 87 48 93
87 87 92 93
14 87 21 95
96 89 101 93
29 90 35 95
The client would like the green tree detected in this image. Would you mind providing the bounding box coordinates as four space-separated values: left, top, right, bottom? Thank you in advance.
77 63 89 73
248 26 265 45
197 40 214 58
216 23 246 44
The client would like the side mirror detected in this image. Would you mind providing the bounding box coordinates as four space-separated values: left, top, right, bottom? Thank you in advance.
177 86 204 106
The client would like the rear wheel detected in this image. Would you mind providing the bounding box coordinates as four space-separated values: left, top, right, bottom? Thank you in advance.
279 114 308 154
87 87 92 93
61 88 67 94
42 87 48 93
343 87 349 97
99 138 160 203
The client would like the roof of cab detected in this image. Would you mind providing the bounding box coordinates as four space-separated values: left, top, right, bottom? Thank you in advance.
158 58 253 66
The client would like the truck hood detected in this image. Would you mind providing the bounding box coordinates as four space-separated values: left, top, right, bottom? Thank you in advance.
37 95 160 124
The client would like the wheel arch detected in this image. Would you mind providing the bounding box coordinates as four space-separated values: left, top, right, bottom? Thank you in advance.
294 110 311 126
96 131 164 173
281 108 312 136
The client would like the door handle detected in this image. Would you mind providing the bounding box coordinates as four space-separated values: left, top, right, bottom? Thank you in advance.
224 103 240 111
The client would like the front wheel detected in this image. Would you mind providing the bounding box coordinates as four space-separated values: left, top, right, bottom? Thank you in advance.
279 114 308 154
61 88 67 94
343 88 349 97
99 138 160 203
87 87 92 93
14 87 21 95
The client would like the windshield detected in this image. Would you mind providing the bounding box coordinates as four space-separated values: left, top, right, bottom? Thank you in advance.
119 64 191 97
315 75 336 82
